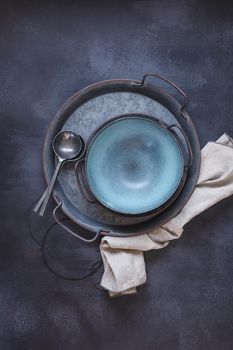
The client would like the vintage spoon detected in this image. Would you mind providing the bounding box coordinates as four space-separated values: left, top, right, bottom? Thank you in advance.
34 131 83 216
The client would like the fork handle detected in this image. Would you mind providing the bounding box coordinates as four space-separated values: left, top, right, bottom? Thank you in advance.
35 160 63 216
33 189 47 213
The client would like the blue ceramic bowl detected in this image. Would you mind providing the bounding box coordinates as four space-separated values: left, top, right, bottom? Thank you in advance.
86 115 184 215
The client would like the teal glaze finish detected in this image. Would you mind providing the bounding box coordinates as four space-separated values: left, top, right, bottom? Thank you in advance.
86 116 184 215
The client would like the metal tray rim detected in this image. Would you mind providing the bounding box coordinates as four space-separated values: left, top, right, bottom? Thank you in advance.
43 78 201 237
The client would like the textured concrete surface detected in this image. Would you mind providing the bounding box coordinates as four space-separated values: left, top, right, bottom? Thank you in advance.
0 1 233 349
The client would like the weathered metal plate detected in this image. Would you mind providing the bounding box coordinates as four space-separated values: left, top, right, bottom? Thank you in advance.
43 79 200 237
60 92 179 225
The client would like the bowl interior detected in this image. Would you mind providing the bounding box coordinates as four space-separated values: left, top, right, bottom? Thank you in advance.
86 116 184 215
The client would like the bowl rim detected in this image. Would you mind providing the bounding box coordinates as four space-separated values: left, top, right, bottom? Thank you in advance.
85 113 185 215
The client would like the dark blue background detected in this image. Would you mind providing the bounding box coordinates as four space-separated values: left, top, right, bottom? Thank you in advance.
0 1 233 349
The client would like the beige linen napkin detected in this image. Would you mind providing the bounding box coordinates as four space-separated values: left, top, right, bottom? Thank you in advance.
100 133 233 296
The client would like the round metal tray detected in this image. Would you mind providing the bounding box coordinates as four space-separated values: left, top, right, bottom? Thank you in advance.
43 73 201 239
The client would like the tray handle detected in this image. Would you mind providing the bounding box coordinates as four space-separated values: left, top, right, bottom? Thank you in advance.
167 124 193 169
75 159 97 203
133 72 188 117
53 195 102 243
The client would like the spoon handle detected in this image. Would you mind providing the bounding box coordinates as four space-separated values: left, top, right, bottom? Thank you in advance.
36 160 63 216
33 189 47 213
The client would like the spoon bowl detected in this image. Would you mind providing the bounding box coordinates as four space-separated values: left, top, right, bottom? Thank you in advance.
53 131 83 160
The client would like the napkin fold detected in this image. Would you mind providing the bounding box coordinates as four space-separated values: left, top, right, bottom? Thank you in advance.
100 133 233 296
